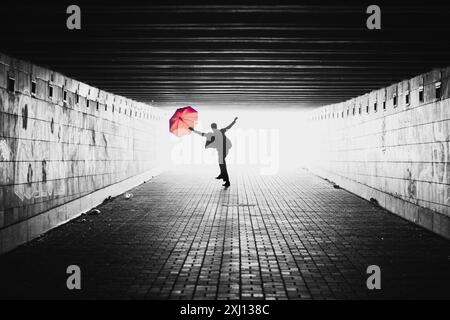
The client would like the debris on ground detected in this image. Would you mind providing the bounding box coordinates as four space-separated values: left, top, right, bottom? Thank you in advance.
102 196 112 204
87 209 101 215
125 193 133 199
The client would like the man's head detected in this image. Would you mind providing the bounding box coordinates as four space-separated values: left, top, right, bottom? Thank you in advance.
211 123 217 129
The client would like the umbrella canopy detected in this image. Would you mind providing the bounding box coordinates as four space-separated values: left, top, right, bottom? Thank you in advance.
169 106 198 137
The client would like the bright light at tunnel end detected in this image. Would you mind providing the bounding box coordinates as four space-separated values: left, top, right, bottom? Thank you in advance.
167 106 312 175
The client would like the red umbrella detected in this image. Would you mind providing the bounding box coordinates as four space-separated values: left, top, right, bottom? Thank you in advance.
169 106 198 137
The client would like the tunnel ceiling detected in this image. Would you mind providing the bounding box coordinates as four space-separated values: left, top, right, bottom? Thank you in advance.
2 0 450 109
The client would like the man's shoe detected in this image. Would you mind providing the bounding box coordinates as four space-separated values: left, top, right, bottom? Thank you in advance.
223 181 230 188
215 175 224 179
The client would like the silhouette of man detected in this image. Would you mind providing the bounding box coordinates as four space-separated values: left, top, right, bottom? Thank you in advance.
189 117 238 188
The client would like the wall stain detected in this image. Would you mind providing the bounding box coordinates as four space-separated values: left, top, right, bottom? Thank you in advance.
70 160 76 175
431 144 446 183
381 116 386 153
22 104 28 130
102 134 109 157
42 160 47 183
0 139 12 161
406 168 417 199
27 163 33 186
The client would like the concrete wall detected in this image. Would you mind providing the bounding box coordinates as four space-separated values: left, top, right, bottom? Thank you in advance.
308 66 450 239
0 53 168 254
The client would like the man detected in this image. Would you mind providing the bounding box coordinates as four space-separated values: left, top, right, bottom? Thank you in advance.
189 117 238 188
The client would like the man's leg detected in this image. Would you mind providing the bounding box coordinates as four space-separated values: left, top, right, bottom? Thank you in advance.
216 165 224 179
221 157 230 187
216 151 225 179
218 148 230 187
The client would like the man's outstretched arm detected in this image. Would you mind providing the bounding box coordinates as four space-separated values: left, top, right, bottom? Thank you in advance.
222 117 238 131
189 127 205 136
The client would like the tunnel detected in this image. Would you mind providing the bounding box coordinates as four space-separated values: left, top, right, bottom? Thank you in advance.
0 1 450 302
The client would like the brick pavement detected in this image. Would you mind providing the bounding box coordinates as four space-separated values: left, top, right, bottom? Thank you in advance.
0 168 449 299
